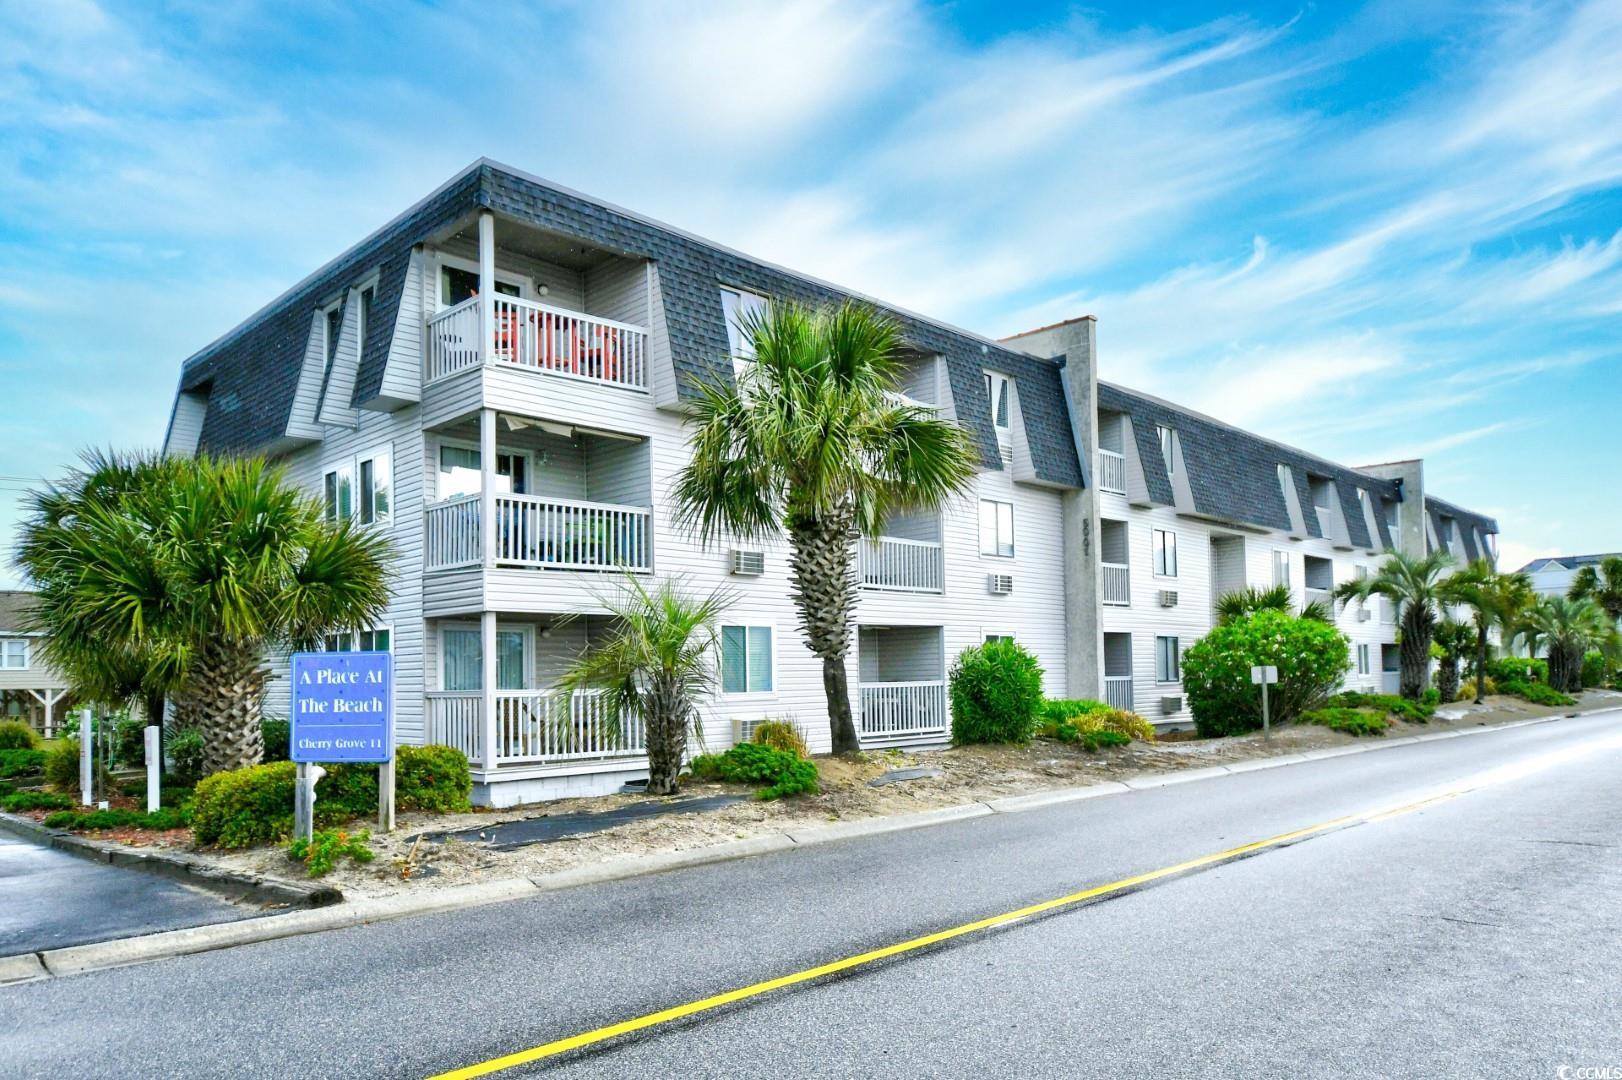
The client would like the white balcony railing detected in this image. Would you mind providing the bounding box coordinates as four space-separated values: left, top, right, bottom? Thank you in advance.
1101 562 1130 605
1097 448 1126 494
424 295 649 391
1104 675 1134 711
859 681 948 743
1304 587 1332 610
423 493 653 573
426 688 644 769
859 537 944 592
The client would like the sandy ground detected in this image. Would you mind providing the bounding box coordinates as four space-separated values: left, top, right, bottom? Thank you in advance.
29 690 1618 900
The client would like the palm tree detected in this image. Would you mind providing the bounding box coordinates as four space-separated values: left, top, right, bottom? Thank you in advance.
17 451 393 775
674 300 980 754
1516 596 1618 693
1334 550 1455 700
1432 619 1474 703
557 575 730 795
1442 560 1535 703
1570 555 1622 626
1215 584 1331 625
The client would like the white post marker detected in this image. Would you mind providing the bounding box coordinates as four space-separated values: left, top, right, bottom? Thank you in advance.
294 763 327 843
1251 665 1279 740
79 707 94 806
379 759 396 833
144 725 161 813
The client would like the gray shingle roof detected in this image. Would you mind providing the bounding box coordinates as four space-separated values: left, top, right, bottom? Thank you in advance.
176 160 1082 488
0 591 38 634
1518 552 1620 574
1096 382 1406 548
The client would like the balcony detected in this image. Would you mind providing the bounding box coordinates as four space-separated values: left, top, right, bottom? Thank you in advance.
425 494 652 574
1304 587 1332 610
859 681 948 743
859 537 944 592
425 295 649 391
1104 675 1134 710
858 625 948 744
1101 562 1130 605
425 688 644 769
1097 448 1126 495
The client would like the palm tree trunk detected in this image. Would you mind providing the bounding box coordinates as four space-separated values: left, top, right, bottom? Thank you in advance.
177 638 268 776
644 678 685 796
1399 608 1434 701
787 507 861 755
1473 623 1489 704
1438 657 1460 703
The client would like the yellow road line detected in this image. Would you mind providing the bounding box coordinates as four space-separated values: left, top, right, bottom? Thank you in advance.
430 813 1365 1079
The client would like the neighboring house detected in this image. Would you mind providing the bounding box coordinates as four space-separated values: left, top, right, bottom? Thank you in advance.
162 159 1500 804
1518 554 1621 600
0 592 72 737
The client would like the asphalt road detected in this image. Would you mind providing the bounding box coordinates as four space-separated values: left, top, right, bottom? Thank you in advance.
3 710 1620 1079
0 833 247 956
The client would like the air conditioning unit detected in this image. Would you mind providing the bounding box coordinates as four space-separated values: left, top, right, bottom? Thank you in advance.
732 716 765 744
1355 608 1372 622
730 550 765 576
1160 695 1184 713
987 573 1014 595
1157 590 1179 608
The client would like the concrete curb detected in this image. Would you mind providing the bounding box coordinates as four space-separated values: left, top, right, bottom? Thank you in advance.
1 704 1612 986
0 811 339 910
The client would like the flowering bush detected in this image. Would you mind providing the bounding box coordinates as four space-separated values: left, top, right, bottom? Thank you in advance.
950 639 1045 745
1183 609 1352 737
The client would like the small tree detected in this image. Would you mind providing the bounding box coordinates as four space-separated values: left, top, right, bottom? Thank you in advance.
1182 610 1351 737
1334 551 1454 700
1570 556 1622 626
1215 584 1331 625
949 639 1045 745
558 575 729 795
1516 596 1619 694
1432 619 1474 703
1442 560 1534 703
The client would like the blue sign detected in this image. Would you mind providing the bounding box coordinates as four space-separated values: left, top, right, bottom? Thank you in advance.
289 651 394 763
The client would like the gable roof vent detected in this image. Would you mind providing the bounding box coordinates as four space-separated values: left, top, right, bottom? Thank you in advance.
730 550 765 577
987 573 1014 595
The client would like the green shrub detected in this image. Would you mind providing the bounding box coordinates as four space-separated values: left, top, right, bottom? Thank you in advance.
43 806 189 831
396 745 473 812
1039 702 1155 744
1039 699 1114 728
750 720 809 759
1326 691 1433 724
262 717 291 763
1499 678 1575 707
1079 729 1130 752
1581 651 1609 690
0 721 40 750
1487 657 1548 685
287 828 375 877
1454 674 1497 701
3 790 74 812
1421 687 1441 707
0 748 47 779
1183 610 1352 737
1302 707 1390 737
689 743 819 800
167 728 206 785
949 639 1045 745
109 715 146 768
44 740 80 790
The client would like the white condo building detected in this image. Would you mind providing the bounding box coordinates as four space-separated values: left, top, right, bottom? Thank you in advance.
163 160 1500 805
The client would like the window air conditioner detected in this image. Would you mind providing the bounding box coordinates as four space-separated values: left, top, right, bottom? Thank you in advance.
730 550 765 576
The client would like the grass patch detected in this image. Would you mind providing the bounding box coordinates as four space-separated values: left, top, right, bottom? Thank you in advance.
1302 707 1391 737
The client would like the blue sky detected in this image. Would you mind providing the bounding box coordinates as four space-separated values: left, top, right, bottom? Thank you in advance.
1 0 1619 582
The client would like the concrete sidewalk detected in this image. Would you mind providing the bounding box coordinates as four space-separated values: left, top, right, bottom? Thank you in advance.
0 833 250 959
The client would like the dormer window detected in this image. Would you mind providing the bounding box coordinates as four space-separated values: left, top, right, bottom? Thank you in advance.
984 372 1012 435
1309 476 1333 512
720 287 770 371
1157 425 1177 476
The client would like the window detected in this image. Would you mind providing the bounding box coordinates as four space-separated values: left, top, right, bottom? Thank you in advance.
1357 644 1371 676
440 626 527 691
1155 636 1181 683
436 443 528 499
440 265 520 307
323 463 353 523
1157 425 1176 475
323 301 342 369
1309 477 1333 512
979 500 1015 557
356 285 374 357
357 446 391 525
1152 528 1178 577
984 372 1011 434
1 639 29 670
983 632 1015 645
325 627 392 653
1273 549 1291 588
720 287 770 364
721 626 773 694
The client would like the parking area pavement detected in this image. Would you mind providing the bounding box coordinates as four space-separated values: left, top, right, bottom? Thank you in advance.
0 833 249 957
